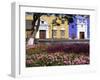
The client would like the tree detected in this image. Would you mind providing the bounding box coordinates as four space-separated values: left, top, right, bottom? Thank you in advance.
27 13 48 46
26 13 42 46
63 14 74 24
31 13 49 38
31 13 41 38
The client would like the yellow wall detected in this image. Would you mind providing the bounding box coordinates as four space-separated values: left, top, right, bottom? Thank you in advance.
40 15 55 38
26 15 69 39
41 15 69 39
48 18 69 39
26 15 33 20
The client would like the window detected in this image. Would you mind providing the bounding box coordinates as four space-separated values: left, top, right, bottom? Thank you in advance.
83 19 86 24
81 24 83 27
41 21 44 24
52 30 57 38
26 20 32 30
60 30 65 38
79 19 82 23
52 19 56 24
62 19 65 24
72 25 74 28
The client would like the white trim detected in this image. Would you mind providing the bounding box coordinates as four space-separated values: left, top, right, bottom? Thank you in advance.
61 27 65 30
53 27 57 30
77 24 87 39
11 2 20 77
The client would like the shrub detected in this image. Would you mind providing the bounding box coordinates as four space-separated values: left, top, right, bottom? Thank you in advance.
47 43 89 55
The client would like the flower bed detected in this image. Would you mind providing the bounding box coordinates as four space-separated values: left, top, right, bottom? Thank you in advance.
26 43 89 67
26 53 89 67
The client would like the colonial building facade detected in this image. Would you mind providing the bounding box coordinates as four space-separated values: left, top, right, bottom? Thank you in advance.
76 15 89 39
26 13 90 40
26 14 49 39
36 19 49 39
48 16 69 39
69 15 90 39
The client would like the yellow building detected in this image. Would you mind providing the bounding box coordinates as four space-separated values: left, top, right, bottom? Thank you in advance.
41 15 69 39
26 13 69 39
25 14 32 39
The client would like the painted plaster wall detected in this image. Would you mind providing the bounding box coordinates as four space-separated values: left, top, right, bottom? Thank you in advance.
69 17 77 39
76 15 89 39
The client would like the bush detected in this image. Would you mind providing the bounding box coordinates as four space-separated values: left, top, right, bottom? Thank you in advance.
47 43 89 55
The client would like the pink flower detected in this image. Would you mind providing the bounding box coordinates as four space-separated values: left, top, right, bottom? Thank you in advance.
26 59 33 64
63 61 69 65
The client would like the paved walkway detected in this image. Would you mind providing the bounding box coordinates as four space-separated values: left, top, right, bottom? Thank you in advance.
37 39 89 44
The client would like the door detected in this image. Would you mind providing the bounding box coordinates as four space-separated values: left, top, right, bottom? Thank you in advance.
39 30 46 39
80 32 85 39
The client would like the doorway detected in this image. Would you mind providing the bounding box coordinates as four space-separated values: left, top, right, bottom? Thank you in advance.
80 32 85 39
39 30 46 39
